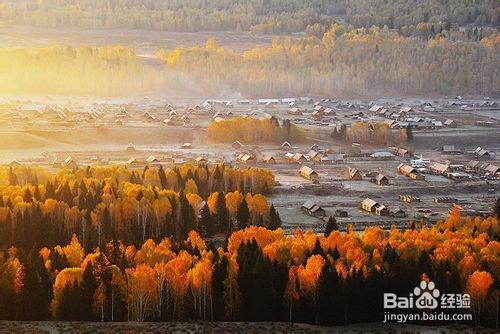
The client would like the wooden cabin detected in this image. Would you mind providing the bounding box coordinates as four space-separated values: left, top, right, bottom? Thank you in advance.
301 200 326 217
299 166 319 182
348 168 362 180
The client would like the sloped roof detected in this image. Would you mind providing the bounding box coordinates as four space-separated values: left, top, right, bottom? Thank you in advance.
299 165 316 176
361 198 379 209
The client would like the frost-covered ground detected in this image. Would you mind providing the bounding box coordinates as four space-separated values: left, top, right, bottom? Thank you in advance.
0 321 493 334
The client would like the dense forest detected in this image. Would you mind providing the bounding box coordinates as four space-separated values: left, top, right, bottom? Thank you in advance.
0 1 497 33
2 25 497 97
0 164 277 250
208 116 305 144
158 26 499 96
0 46 166 96
0 187 497 326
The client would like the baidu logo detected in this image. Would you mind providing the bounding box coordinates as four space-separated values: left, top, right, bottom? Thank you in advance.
414 280 440 309
383 279 472 323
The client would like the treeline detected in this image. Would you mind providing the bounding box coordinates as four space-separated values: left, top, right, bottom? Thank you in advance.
331 121 410 146
0 164 278 251
340 0 499 29
208 116 305 144
0 0 336 33
0 1 497 33
158 25 499 97
0 46 166 96
0 210 497 326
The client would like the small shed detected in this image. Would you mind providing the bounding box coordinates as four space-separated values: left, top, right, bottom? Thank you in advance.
374 174 389 186
301 200 326 217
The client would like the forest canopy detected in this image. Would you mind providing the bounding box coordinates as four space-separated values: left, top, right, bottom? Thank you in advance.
0 198 497 325
208 116 305 144
158 25 499 97
0 1 497 33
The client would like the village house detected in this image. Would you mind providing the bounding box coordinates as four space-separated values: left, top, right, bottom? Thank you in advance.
146 156 159 164
474 146 491 158
375 205 389 216
8 159 22 168
311 109 325 120
195 156 207 165
307 150 327 163
236 153 254 164
284 152 295 162
301 200 326 217
330 153 345 164
292 153 307 164
484 164 499 177
397 163 425 180
52 158 61 168
369 105 384 113
433 197 457 204
391 208 407 218
127 157 139 166
299 166 319 182
361 198 379 213
163 116 178 126
399 195 420 203
395 147 411 158
373 173 389 185
263 154 276 164
281 141 293 151
444 119 457 128
232 141 243 149
180 115 190 125
125 143 136 154
466 160 481 171
64 156 78 169
370 151 395 160
143 111 156 121
348 168 362 180
289 107 302 115
324 108 335 116
442 145 461 154
429 162 452 175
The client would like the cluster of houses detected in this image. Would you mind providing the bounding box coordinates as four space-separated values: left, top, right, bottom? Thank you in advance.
474 146 493 158
427 162 471 181
397 163 425 180
347 168 389 185
282 143 330 164
300 200 348 219
466 160 499 177
361 198 406 218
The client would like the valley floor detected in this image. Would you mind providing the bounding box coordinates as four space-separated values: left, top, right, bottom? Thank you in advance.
0 321 493 334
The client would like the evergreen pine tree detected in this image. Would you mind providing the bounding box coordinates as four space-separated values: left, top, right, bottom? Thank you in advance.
236 198 250 230
324 216 338 237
